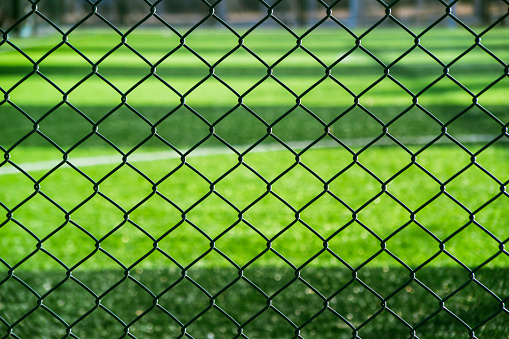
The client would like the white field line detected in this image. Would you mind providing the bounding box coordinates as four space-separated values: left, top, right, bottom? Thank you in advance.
0 134 504 176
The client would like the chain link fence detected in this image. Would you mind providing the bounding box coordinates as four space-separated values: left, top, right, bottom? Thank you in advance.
1 0 509 338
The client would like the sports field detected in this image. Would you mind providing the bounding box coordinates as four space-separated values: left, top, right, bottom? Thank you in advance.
0 26 508 337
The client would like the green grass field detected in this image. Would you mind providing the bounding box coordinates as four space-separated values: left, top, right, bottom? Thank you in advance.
1 25 508 338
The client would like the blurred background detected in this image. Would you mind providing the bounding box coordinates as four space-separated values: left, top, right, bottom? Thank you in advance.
1 0 506 37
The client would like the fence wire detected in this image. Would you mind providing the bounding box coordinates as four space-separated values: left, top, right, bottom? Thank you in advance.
0 0 508 338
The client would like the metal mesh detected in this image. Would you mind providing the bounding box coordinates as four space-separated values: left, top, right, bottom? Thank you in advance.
1 0 508 338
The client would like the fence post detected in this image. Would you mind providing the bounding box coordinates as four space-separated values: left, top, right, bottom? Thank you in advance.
349 0 360 28
215 0 228 22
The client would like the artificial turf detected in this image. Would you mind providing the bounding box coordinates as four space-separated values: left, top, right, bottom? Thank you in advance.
1 25 508 337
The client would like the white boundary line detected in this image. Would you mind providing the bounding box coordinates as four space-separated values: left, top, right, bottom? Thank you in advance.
0 134 504 176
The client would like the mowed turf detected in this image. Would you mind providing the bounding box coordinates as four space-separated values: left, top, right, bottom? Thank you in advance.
0 26 508 270
0 26 509 338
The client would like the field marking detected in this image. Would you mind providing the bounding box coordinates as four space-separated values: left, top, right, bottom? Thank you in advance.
0 134 504 176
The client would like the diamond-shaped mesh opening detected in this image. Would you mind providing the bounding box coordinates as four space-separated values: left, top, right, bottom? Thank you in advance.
129 195 184 240
100 278 155 325
67 29 120 63
0 219 38 267
241 307 297 338
271 279 325 327
447 106 504 151
360 25 416 66
417 142 471 182
330 47 383 95
389 164 439 210
359 308 411 338
8 74 63 110
95 105 153 151
302 25 355 66
40 279 95 325
126 75 181 113
0 106 35 149
418 77 473 121
187 194 239 239
157 164 210 210
71 307 126 338
126 305 181 338
156 46 210 95
243 76 297 123
0 173 37 209
123 28 180 65
360 77 414 118
450 46 506 94
0 45 34 91
212 105 268 146
71 252 125 293
330 279 382 329
273 105 326 144
157 277 210 325
389 279 440 329
474 194 509 240
43 222 96 268
357 252 412 297
243 257 295 295
301 76 355 123
299 145 352 180
388 105 442 149
186 76 239 109
327 222 380 268
242 23 296 66
446 223 501 268
98 165 153 210
273 47 325 95
358 142 410 182
390 46 443 95
12 305 68 338
329 106 382 146
215 164 266 210
183 149 238 181
243 193 295 239
216 223 267 266
301 192 353 239
299 307 354 338
39 167 93 211
445 279 503 328
185 29 239 65
416 193 471 241
214 278 267 324
271 221 324 267
70 194 125 240
155 106 211 149
158 221 210 268
243 146 295 181
328 163 381 210
38 44 92 91
474 140 509 181
185 306 239 338
37 104 92 149
96 45 148 94
215 47 268 94
388 221 439 268
446 165 501 212
270 163 324 210
0 276 39 324
99 221 154 267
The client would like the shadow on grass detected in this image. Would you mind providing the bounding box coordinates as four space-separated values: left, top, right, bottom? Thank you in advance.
1 266 507 338
1 104 507 152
